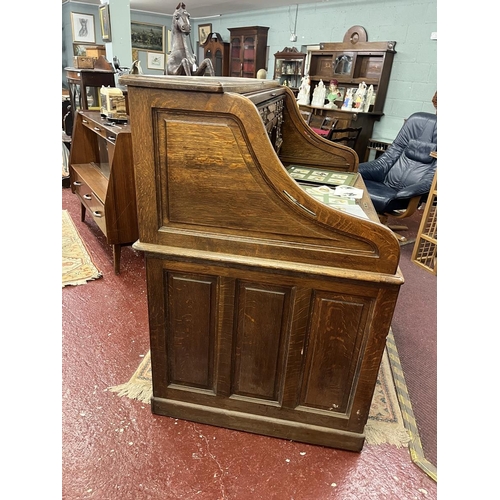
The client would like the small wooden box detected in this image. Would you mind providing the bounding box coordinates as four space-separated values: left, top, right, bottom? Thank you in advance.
74 56 94 69
85 46 106 59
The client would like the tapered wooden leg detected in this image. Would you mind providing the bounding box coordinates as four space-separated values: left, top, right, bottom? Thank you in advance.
113 244 121 274
80 202 86 222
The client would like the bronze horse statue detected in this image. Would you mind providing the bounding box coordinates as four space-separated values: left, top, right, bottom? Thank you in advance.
166 3 214 76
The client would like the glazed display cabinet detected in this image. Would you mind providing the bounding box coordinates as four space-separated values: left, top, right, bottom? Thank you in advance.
228 26 269 78
273 47 306 92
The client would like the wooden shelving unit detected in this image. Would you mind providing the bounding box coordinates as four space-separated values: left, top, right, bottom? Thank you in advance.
300 28 396 160
273 47 306 93
69 110 138 274
411 169 437 275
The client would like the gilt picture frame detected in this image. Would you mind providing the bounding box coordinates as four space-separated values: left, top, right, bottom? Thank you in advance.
198 24 211 45
131 21 165 52
99 4 112 42
71 12 96 44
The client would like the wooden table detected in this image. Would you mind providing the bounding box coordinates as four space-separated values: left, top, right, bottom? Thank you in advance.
65 67 115 113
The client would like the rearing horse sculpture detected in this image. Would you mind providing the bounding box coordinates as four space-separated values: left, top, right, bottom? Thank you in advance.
166 3 214 76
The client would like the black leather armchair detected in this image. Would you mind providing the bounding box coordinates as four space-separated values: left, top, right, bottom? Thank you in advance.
358 112 437 238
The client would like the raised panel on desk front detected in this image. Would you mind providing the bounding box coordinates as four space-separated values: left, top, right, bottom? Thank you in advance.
300 290 371 414
232 281 291 401
166 272 217 390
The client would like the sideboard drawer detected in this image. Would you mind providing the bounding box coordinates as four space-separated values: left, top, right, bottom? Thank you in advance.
81 117 117 144
72 173 107 234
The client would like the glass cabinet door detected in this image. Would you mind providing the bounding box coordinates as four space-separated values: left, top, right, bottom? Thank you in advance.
230 37 242 76
241 36 256 77
273 49 306 91
275 58 303 88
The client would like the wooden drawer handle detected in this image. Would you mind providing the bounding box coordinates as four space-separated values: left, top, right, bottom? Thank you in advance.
93 211 103 218
107 136 116 142
94 127 101 132
83 194 92 200
82 119 88 124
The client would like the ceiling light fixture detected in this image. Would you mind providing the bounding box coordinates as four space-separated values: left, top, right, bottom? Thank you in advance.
289 4 298 42
192 14 222 20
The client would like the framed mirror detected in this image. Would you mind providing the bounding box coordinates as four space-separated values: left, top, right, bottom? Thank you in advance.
333 53 354 75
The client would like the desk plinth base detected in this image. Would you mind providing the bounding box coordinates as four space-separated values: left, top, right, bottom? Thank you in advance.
151 397 365 452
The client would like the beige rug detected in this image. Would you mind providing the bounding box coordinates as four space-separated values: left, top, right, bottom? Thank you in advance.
62 210 102 287
110 333 411 448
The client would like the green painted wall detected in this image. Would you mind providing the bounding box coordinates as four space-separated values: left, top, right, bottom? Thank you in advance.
62 0 436 141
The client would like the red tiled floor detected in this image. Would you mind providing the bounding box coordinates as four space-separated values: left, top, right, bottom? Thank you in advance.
62 186 437 499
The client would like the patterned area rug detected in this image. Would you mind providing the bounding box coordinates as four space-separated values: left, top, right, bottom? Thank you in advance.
62 210 102 287
109 333 411 448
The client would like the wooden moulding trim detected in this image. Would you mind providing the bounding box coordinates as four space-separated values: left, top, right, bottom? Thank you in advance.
119 74 279 94
319 41 396 52
151 397 365 452
132 241 404 285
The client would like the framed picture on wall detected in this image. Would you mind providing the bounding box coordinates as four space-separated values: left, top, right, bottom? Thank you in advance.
147 52 165 71
71 12 96 44
131 21 165 52
198 24 211 45
73 44 87 56
99 4 112 42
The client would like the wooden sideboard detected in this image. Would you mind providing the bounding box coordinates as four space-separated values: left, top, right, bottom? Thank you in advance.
69 110 138 274
299 105 380 160
303 31 396 161
119 74 403 451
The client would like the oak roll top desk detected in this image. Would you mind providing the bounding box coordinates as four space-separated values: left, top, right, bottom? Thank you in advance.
119 74 403 452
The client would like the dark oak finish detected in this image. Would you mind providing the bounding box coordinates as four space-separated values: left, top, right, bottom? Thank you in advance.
303 106 381 160
301 35 396 160
202 32 230 76
65 65 116 117
228 26 269 78
273 47 307 92
69 111 138 274
119 74 403 451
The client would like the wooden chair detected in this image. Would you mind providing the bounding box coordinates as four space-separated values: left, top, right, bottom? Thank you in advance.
329 127 362 149
310 116 338 139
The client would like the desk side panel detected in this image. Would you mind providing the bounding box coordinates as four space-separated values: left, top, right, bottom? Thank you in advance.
126 84 400 274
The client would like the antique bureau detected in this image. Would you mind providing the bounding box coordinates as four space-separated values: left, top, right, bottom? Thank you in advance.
119 74 403 451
